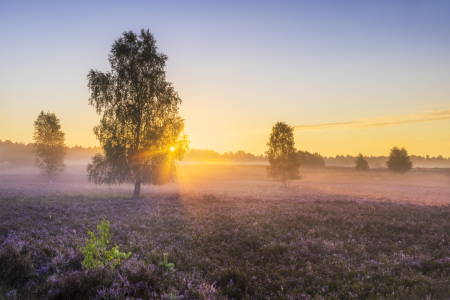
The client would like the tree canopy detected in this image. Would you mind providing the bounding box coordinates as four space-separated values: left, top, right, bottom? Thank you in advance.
32 111 66 184
86 29 189 197
386 146 413 173
355 153 369 171
266 122 301 184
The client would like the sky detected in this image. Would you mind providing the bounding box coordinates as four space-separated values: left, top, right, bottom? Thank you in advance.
1 0 449 157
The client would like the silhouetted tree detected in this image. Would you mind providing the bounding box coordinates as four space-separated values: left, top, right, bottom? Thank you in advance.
266 122 301 185
87 29 189 198
355 153 369 171
32 111 66 184
386 147 413 173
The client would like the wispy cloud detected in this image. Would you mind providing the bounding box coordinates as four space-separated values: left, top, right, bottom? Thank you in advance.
294 109 450 131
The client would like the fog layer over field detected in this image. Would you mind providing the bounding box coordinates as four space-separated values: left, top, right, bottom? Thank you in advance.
2 140 450 168
1 165 449 205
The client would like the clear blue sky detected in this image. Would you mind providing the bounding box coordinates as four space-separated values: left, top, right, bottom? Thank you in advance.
1 0 449 156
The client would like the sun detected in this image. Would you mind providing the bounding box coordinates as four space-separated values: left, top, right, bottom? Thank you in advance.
170 146 175 152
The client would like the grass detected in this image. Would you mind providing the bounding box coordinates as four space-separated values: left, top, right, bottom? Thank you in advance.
1 190 450 299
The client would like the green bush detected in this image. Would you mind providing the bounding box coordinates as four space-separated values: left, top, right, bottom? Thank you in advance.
159 253 175 271
79 220 131 270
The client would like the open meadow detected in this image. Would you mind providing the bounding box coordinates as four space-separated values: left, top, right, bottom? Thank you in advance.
1 165 450 299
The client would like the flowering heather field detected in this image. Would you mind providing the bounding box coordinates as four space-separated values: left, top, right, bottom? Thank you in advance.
1 166 450 299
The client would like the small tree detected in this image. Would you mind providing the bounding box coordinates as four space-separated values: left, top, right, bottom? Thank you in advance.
355 153 369 171
386 146 413 173
266 122 301 185
87 29 189 198
32 111 66 184
79 220 131 270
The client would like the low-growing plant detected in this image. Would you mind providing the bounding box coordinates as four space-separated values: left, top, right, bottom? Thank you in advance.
0 243 34 286
79 220 131 270
159 253 175 271
4 191 450 299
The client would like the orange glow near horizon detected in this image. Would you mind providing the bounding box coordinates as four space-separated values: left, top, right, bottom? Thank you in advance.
1 112 450 158
1 2 449 159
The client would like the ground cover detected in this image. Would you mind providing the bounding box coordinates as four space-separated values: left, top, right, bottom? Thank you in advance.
2 189 450 299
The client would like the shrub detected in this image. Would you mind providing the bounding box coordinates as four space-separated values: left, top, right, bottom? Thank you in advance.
159 253 174 271
355 153 369 171
214 268 248 299
79 220 131 270
298 150 325 167
386 146 413 173
0 243 35 286
35 268 113 300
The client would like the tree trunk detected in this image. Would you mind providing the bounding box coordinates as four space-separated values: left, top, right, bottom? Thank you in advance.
133 105 142 199
47 166 52 185
133 177 141 198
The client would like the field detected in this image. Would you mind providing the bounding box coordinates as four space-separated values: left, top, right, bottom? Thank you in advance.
1 165 450 299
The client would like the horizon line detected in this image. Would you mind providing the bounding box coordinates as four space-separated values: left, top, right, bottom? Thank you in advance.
1 140 449 159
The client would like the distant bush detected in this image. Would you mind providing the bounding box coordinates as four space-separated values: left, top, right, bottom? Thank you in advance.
387 147 413 173
325 154 450 168
298 150 325 167
355 153 369 171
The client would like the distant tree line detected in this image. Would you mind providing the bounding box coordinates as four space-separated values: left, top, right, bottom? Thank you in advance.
184 149 327 166
3 140 449 168
184 149 266 163
0 140 102 166
324 154 450 168
297 151 325 167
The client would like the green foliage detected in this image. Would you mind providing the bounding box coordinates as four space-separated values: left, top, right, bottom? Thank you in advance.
266 122 301 184
86 29 189 198
79 220 131 270
32 111 66 183
386 146 413 173
159 253 175 271
355 153 369 171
